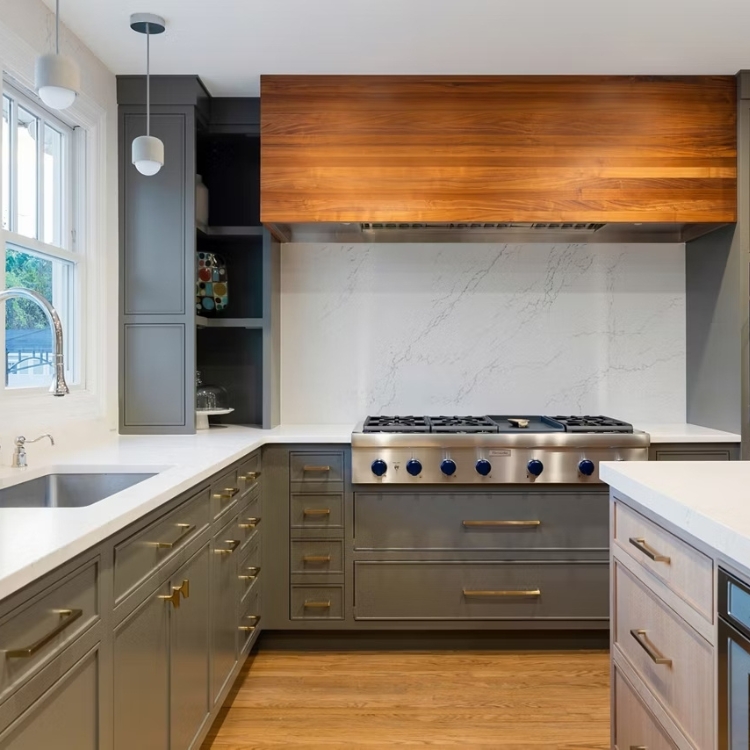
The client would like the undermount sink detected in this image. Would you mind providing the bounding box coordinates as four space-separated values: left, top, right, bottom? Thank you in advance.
0 472 157 509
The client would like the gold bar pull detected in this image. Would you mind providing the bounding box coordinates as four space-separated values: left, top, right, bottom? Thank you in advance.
5 609 83 658
630 629 672 666
213 487 239 501
303 465 331 473
304 600 331 609
462 520 541 528
239 517 262 530
303 555 332 564
303 508 331 516
239 614 261 632
159 588 181 609
630 746 648 750
239 566 261 581
153 523 196 549
463 589 541 598
176 579 190 599
239 471 261 482
215 539 241 555
629 537 670 563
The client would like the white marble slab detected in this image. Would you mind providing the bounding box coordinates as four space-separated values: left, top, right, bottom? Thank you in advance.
281 242 686 424
636 423 741 444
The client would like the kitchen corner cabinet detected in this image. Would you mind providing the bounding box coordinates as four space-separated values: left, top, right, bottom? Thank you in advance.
649 442 740 461
0 448 262 750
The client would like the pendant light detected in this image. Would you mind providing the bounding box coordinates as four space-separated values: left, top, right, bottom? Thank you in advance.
35 0 80 110
130 13 166 177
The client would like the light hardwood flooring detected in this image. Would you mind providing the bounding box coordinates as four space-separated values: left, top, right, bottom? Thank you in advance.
202 650 610 749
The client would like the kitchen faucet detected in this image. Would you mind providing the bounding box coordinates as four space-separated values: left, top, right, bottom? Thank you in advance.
0 288 69 396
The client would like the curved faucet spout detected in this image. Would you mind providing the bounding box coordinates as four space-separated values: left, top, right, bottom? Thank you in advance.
0 288 69 396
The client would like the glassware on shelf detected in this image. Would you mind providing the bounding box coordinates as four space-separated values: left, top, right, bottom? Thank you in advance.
195 370 233 429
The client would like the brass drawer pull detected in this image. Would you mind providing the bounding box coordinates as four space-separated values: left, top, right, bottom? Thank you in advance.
159 588 182 609
629 537 671 563
154 523 196 550
630 629 672 666
5 608 83 658
303 508 331 516
463 589 541 598
239 517 262 530
176 579 189 599
304 600 331 609
303 465 331 473
214 487 239 501
303 555 332 564
239 566 261 581
462 520 541 528
239 471 261 482
215 539 241 555
239 614 261 632
630 746 648 750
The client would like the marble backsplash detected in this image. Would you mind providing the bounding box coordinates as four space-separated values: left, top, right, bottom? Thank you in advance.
280 243 686 424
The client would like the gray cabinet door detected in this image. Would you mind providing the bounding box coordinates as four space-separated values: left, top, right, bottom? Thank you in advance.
170 544 210 750
114 579 170 750
211 518 239 703
0 648 98 749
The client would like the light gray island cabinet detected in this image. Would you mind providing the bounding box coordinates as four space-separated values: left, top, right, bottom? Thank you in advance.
0 449 262 750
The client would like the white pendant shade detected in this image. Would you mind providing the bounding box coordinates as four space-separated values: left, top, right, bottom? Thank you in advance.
35 0 80 113
132 135 164 176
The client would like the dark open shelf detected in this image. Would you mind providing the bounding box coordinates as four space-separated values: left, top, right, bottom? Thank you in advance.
196 316 263 329
197 225 264 238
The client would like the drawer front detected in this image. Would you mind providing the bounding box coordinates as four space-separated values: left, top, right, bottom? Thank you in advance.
0 560 98 700
291 585 344 620
614 667 676 750
238 534 262 603
238 453 261 497
290 493 344 530
290 452 344 488
355 491 609 551
613 560 713 749
211 467 241 520
236 494 262 553
290 540 344 575
114 487 210 602
239 585 262 653
354 562 608 621
614 500 713 620
238 484 260 516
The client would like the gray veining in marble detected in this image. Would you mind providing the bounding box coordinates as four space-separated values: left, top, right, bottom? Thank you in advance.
281 243 686 424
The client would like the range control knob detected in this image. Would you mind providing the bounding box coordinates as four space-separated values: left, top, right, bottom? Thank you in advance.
440 458 457 476
406 459 423 477
475 459 492 476
371 459 388 477
578 459 595 477
527 459 544 478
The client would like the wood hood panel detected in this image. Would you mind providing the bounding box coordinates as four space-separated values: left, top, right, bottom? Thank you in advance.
260 75 737 226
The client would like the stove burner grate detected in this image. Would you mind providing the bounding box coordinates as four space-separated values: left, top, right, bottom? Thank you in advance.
428 415 499 433
362 416 430 433
552 415 633 433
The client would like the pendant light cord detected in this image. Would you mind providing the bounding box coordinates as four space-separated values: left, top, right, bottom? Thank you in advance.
146 24 150 137
55 0 60 54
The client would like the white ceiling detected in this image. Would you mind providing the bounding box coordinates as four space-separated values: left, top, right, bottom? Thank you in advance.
48 0 750 97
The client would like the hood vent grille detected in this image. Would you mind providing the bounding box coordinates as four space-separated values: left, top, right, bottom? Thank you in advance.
360 222 605 233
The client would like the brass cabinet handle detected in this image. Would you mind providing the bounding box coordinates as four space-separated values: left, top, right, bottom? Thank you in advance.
239 517 262 530
303 555 332 564
239 566 261 580
239 614 261 632
240 471 261 482
462 520 541 528
629 537 670 563
176 579 189 599
5 609 83 658
215 539 241 555
303 508 331 516
463 589 541 598
159 588 182 609
153 523 196 550
304 600 331 608
630 629 672 666
630 746 648 750
303 465 331 473
213 487 239 501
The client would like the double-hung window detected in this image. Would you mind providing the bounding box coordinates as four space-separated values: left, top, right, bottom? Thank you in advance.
1 82 81 391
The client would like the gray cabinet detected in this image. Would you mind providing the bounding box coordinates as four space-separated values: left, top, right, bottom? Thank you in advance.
649 442 740 461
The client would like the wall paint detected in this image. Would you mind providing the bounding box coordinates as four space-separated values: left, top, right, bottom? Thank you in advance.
281 242 686 424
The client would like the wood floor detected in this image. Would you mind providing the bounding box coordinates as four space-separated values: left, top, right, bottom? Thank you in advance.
202 650 610 749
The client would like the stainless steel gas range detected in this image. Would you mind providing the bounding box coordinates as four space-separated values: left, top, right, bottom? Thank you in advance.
351 414 649 484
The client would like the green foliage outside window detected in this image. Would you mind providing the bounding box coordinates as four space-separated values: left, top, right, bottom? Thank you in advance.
5 249 53 330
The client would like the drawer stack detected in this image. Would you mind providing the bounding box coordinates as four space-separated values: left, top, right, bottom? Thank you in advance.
611 496 715 750
289 450 346 621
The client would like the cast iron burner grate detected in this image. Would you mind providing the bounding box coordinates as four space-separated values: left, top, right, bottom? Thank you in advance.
552 415 633 433
363 416 431 433
428 416 499 433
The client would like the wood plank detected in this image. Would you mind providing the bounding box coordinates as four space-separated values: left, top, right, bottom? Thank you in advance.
261 75 737 224
202 650 609 749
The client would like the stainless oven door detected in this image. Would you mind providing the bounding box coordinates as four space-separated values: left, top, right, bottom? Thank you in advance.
719 617 750 749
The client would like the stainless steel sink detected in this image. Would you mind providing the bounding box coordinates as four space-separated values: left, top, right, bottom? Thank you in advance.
0 472 157 508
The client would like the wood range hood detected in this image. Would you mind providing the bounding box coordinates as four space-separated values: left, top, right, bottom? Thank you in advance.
260 75 737 243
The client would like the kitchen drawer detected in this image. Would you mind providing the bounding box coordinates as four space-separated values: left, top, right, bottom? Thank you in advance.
239 586 262 654
114 487 210 602
290 452 344 489
238 483 260 515
0 559 98 701
238 534 262 604
290 585 344 620
613 560 713 750
236 495 261 553
210 467 241 520
290 493 344 530
354 561 608 621
238 453 261 497
290 540 344 575
354 491 608 551
614 500 713 621
613 666 676 750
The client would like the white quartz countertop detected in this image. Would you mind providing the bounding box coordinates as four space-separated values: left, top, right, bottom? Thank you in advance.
634 423 741 443
601 460 750 572
0 424 353 601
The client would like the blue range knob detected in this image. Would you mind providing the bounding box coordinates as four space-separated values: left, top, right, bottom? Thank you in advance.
527 459 544 478
475 459 492 476
371 459 387 477
440 458 457 476
406 459 422 477
578 459 595 477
